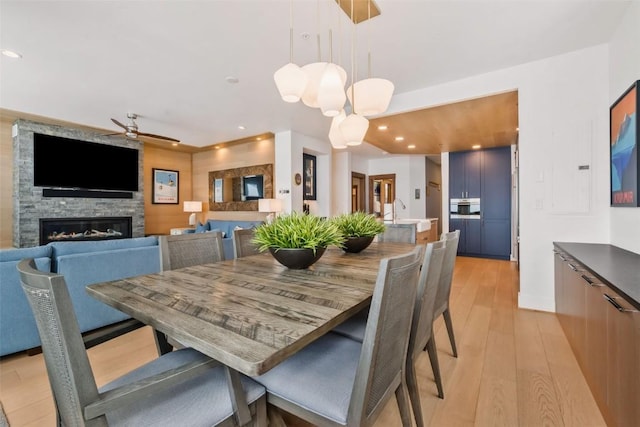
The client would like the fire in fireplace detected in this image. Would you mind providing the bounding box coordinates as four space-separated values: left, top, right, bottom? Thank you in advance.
39 217 132 245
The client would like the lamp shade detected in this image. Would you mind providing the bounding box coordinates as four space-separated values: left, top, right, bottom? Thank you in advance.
317 63 347 117
258 198 282 213
346 78 394 116
183 201 202 213
274 62 309 103
328 110 348 149
301 62 328 108
339 113 369 146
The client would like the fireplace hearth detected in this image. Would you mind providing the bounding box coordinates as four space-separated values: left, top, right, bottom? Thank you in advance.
40 217 132 245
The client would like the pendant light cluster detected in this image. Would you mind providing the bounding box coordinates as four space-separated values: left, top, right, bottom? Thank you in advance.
273 0 394 149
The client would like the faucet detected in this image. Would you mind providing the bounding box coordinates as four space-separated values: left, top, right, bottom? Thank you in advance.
393 198 406 222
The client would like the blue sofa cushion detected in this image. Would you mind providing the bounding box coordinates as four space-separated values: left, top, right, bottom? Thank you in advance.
195 222 209 233
55 245 161 333
0 246 53 356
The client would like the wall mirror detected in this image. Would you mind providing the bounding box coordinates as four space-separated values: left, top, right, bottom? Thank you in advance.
209 164 273 211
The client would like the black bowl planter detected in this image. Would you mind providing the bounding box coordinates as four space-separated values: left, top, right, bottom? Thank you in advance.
342 236 375 253
269 247 327 269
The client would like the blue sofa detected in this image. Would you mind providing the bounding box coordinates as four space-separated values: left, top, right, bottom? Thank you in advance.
189 220 263 259
0 236 160 357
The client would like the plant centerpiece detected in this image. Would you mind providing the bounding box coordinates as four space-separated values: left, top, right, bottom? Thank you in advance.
331 211 386 253
252 212 344 269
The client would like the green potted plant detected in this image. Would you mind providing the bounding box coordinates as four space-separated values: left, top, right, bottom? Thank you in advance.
331 211 386 253
252 212 344 269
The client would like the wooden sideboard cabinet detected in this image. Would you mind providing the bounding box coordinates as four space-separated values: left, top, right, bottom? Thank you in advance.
416 219 438 244
554 242 640 426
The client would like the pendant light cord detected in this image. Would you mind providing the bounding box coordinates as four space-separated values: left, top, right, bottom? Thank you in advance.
289 0 294 63
350 0 356 114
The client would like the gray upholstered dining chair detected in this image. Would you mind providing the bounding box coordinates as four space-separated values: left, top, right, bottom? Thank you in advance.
159 231 225 271
376 223 417 244
432 230 460 359
252 245 424 427
233 228 260 258
330 241 448 423
17 258 267 427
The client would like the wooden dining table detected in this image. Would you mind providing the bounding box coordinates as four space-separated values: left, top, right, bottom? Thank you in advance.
87 242 417 423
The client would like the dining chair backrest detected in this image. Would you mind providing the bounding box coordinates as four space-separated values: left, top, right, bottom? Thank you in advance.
18 258 107 426
159 231 224 271
17 258 268 427
409 240 446 360
433 230 460 316
377 224 416 244
233 228 260 258
348 245 423 425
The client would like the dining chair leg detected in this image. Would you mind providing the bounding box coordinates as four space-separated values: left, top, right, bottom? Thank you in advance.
406 358 426 427
153 329 174 355
395 382 413 427
426 334 444 399
443 309 458 358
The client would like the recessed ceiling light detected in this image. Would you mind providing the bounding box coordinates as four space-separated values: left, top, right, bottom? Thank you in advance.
378 125 388 131
1 49 22 59
407 144 416 149
171 142 179 147
395 136 404 142
256 137 262 141
472 144 481 149
225 76 239 84
214 145 220 150
516 127 520 131
238 125 246 130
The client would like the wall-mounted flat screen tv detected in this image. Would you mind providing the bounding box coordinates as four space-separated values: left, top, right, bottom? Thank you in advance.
33 133 139 192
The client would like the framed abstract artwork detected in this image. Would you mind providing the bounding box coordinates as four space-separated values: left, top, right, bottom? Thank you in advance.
152 168 179 204
610 80 639 207
303 154 316 201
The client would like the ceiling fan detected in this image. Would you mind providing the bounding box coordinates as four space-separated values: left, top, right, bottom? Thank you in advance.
110 113 179 143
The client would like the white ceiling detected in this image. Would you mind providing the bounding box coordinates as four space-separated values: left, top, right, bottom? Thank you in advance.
0 0 630 156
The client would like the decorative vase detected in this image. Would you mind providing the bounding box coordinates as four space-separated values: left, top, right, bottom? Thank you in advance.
342 236 375 253
268 247 327 269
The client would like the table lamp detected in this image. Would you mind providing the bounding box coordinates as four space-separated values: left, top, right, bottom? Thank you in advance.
183 201 202 226
258 198 282 223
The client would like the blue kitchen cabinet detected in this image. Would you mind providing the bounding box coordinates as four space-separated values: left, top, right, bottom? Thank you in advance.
449 218 481 255
449 150 481 199
480 147 511 260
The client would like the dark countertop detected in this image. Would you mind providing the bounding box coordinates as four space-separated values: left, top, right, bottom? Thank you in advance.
554 242 640 310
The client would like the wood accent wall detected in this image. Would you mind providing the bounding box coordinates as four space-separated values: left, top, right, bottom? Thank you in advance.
143 145 193 235
0 116 14 248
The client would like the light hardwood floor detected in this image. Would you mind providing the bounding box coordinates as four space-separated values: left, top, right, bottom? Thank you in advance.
0 256 606 426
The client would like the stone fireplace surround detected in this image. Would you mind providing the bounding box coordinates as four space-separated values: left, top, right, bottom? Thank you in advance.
13 120 145 248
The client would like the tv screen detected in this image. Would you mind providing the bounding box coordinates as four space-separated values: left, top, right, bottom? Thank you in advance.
243 175 264 200
33 133 139 192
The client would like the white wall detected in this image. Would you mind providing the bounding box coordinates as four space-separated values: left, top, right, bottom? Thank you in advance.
275 130 332 217
609 1 640 254
388 44 613 312
367 155 427 220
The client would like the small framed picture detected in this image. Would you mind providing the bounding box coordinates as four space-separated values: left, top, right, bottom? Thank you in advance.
152 168 179 204
303 154 316 201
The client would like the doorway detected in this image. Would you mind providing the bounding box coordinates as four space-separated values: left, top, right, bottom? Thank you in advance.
369 174 396 221
351 172 366 212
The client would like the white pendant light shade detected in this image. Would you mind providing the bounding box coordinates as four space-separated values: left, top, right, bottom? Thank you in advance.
328 110 348 149
274 62 309 103
346 78 394 116
339 113 369 146
301 62 328 108
317 63 347 117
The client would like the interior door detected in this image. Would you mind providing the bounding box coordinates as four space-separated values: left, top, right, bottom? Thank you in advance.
369 174 396 220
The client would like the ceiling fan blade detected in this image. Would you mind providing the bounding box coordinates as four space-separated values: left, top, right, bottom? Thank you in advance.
111 118 128 130
137 131 180 143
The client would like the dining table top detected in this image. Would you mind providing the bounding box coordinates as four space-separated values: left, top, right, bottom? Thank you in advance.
86 242 417 376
